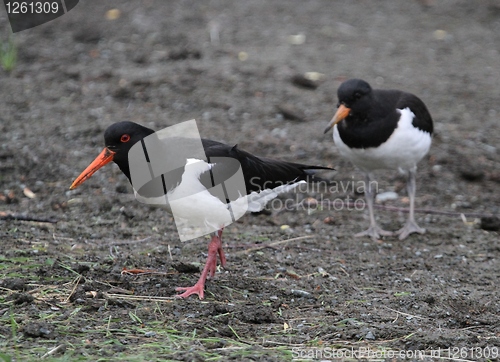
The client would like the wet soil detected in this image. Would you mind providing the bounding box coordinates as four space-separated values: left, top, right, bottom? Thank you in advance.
1 0 499 360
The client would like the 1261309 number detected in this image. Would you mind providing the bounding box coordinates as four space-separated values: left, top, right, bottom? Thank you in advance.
5 2 59 14
450 347 499 360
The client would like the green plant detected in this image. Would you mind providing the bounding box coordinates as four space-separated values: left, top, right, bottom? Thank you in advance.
0 37 17 72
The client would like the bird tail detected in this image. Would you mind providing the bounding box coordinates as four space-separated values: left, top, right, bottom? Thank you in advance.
243 180 305 212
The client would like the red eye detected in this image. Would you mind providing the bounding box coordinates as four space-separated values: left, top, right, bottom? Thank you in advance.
120 134 131 143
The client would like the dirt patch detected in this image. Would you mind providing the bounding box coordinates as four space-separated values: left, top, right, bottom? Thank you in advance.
1 0 499 360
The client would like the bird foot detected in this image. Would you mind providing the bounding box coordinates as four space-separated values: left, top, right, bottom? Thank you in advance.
355 225 394 240
175 280 206 300
175 230 225 300
396 220 425 240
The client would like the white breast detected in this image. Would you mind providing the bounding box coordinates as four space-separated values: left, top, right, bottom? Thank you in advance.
132 158 304 241
333 107 432 172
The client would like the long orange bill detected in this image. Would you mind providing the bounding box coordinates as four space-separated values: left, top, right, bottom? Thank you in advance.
324 104 351 134
70 147 116 190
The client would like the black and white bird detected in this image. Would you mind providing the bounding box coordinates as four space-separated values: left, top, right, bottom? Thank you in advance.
324 79 433 240
70 121 332 299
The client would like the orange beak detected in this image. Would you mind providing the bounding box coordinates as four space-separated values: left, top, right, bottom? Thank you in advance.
69 147 116 190
324 104 351 134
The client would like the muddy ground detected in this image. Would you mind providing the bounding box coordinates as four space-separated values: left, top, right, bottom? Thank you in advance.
1 0 499 361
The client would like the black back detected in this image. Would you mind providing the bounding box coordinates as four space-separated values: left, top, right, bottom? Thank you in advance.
203 140 330 194
335 79 433 149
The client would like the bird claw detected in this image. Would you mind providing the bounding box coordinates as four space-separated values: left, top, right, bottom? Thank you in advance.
355 225 394 240
175 282 205 300
396 220 425 240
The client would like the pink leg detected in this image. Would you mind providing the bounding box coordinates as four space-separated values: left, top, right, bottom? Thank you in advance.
216 228 226 269
175 229 225 299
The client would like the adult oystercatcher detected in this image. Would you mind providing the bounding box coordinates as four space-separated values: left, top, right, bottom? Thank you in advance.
324 79 433 240
70 121 332 299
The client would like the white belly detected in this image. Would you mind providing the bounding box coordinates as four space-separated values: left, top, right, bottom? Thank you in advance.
333 108 432 172
132 158 304 241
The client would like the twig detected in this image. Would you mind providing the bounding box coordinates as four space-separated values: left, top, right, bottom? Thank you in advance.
168 244 173 261
41 344 65 358
339 267 350 277
234 235 314 255
105 293 174 302
384 306 427 320
65 275 83 303
0 212 58 223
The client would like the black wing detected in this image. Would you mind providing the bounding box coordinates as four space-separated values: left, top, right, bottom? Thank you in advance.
396 92 433 135
202 139 332 195
133 137 332 201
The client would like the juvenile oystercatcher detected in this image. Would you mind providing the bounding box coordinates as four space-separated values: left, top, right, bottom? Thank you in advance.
70 121 332 299
324 79 433 240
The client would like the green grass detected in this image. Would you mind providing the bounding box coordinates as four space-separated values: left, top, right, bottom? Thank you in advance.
0 37 17 72
0 253 293 361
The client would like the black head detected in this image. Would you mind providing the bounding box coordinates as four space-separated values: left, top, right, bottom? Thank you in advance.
103 121 155 179
324 79 374 134
70 121 155 189
104 121 154 154
337 78 373 114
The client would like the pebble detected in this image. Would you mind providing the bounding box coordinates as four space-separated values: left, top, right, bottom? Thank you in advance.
480 216 500 231
291 74 318 90
433 29 448 40
460 166 485 182
276 103 307 122
288 34 306 45
323 216 336 225
365 331 376 340
375 191 398 203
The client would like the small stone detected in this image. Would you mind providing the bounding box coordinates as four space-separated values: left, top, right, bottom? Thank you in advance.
365 331 376 340
276 103 307 122
288 34 306 45
433 29 448 40
323 216 336 225
173 262 200 274
106 9 121 20
115 184 129 194
480 216 500 231
13 293 34 305
303 197 318 207
291 74 318 90
460 166 485 182
238 52 248 61
432 165 442 173
375 191 398 203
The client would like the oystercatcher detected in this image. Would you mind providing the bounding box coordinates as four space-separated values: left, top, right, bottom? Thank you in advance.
70 121 332 299
324 79 433 240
